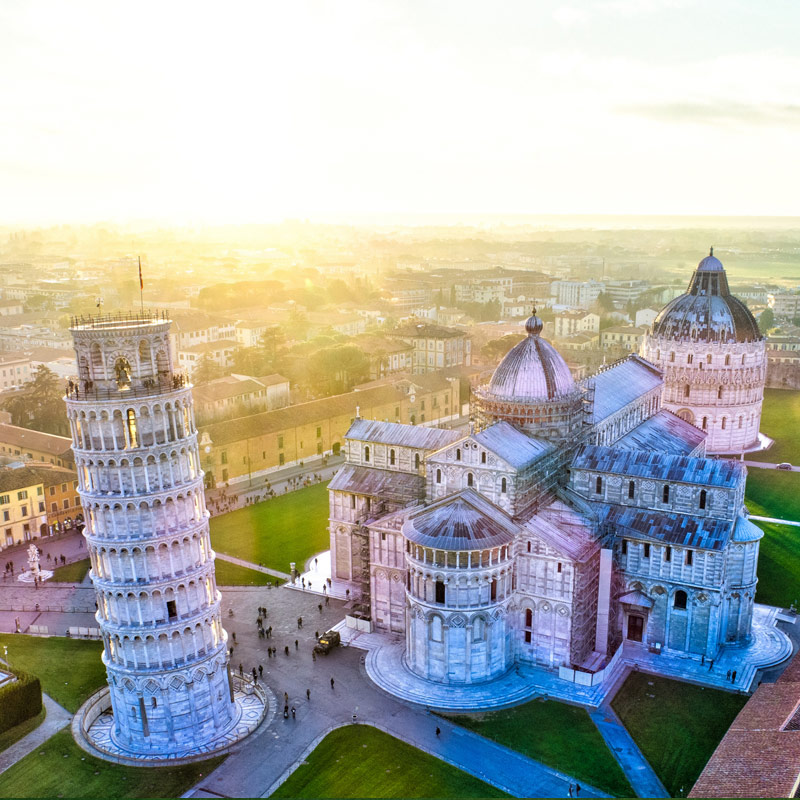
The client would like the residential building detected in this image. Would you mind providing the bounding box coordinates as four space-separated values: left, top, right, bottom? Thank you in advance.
0 423 74 468
554 310 600 338
193 373 290 422
600 326 647 351
386 324 471 374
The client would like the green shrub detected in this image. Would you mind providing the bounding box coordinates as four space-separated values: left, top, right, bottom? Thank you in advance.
0 669 42 735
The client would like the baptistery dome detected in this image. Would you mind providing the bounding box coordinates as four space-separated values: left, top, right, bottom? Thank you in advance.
650 249 762 344
641 248 767 454
486 312 576 401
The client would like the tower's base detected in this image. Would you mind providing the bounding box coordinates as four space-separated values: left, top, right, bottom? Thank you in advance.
72 676 270 765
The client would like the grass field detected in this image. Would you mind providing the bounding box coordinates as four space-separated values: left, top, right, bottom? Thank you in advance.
0 728 224 799
747 388 800 464
443 699 632 798
51 558 91 583
612 672 747 797
214 559 283 586
209 482 330 573
271 725 508 799
0 634 105 713
745 468 800 607
0 707 46 754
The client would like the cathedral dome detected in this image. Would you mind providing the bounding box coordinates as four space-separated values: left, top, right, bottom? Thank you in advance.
650 249 762 344
486 311 576 401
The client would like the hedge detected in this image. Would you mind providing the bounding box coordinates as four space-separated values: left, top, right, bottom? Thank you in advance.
0 668 42 735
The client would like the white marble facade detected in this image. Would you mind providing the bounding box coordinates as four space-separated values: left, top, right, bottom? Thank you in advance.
330 307 764 687
66 312 235 756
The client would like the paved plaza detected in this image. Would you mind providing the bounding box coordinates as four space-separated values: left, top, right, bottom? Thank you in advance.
0 546 795 798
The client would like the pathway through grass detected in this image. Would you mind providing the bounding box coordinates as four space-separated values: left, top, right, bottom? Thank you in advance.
443 699 632 797
209 482 330 574
271 725 507 799
612 672 746 797
215 559 284 586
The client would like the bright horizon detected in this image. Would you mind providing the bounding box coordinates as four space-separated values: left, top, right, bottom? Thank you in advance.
2 0 799 225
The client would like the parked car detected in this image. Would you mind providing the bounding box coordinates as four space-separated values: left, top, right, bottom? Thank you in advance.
777 462 793 470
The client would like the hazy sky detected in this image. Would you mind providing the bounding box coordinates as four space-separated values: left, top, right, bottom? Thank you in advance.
2 0 799 223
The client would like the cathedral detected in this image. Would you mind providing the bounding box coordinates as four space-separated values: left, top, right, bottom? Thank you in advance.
329 252 765 684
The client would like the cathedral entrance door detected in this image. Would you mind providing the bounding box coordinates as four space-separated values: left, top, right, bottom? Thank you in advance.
627 614 645 642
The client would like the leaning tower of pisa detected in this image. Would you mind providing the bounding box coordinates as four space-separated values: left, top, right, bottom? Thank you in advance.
65 311 239 757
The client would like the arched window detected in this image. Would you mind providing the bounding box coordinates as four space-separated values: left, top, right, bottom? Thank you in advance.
721 417 727 430
628 480 635 499
415 453 420 470
742 354 746 365
436 469 442 484
662 485 670 503
717 386 723 399
595 476 603 494
527 541 531 553
389 449 396 465
126 410 138 448
684 384 690 398
702 416 708 430
687 353 693 364
473 617 485 641
456 448 461 461
699 489 707 510
481 452 486 464
430 616 443 642
490 578 497 602
524 608 533 643
669 352 675 363
467 472 474 487
673 590 688 610
364 446 370 462
725 354 731 366
707 354 712 364
435 579 445 604
501 477 507 494
738 416 743 429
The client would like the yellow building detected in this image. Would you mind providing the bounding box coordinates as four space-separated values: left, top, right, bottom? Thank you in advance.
0 465 81 548
199 377 461 488
0 423 74 468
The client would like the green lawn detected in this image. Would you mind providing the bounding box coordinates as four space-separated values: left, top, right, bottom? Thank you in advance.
0 728 224 799
209 482 330 574
612 672 747 797
271 725 508 799
443 699 632 798
745 470 800 607
214 559 283 586
0 635 105 713
747 388 800 464
51 558 91 583
0 707 46 754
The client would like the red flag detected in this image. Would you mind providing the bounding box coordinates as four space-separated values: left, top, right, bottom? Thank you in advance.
138 256 143 290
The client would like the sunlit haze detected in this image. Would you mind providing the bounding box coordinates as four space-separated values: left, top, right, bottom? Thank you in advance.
2 0 799 223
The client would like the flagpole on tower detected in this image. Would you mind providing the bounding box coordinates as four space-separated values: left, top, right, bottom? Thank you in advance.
138 256 144 314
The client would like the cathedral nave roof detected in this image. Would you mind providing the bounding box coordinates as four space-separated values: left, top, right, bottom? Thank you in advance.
595 503 731 550
345 418 462 451
573 444 744 489
470 421 555 469
329 464 425 505
403 489 516 550
613 409 706 456
586 355 662 424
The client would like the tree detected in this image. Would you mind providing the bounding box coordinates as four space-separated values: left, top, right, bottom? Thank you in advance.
595 292 616 313
759 307 775 334
2 365 68 436
481 335 525 364
192 353 224 385
307 344 370 395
